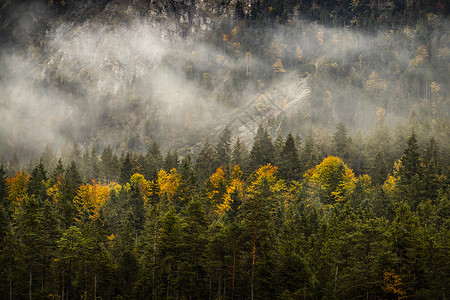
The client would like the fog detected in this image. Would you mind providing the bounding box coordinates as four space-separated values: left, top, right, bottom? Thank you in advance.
0 1 448 162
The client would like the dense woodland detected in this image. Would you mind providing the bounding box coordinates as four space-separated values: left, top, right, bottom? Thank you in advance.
1 122 449 299
0 0 450 299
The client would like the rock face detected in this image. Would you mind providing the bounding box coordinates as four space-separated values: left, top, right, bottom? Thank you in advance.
0 0 313 158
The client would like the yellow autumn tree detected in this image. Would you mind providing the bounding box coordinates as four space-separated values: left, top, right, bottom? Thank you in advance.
130 173 152 201
382 271 406 299
156 168 181 203
207 166 227 209
273 58 286 73
409 45 428 67
73 180 110 222
296 45 303 61
6 171 30 211
207 165 245 216
365 71 387 93
304 156 356 205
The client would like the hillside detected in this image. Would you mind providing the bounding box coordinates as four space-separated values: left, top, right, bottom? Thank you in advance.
0 0 448 161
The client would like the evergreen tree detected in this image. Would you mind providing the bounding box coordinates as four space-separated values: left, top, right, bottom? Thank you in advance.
194 138 217 183
332 121 352 163
300 129 319 174
279 133 302 181
249 125 275 171
241 165 278 300
40 145 57 177
164 150 179 171
28 161 48 201
216 126 232 168
273 134 285 167
231 137 248 170
144 142 163 181
59 161 82 229
399 130 422 184
7 151 20 176
100 145 119 183
422 137 441 201
398 130 424 210
119 152 133 185
370 147 388 186
50 158 65 187
0 165 7 210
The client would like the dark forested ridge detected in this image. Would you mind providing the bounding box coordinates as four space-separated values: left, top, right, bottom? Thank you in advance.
0 0 449 299
1 124 449 299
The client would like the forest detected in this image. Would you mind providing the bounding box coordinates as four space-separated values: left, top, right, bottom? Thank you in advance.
0 0 449 299
0 123 449 299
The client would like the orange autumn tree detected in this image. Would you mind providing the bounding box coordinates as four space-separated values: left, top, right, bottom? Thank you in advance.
73 180 110 222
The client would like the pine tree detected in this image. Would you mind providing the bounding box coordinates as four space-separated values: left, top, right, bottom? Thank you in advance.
399 130 422 185
398 130 424 210
164 150 179 172
370 147 388 186
40 145 57 177
249 125 275 172
231 138 248 170
7 151 20 176
241 164 278 300
28 161 48 201
279 133 302 181
144 142 163 181
216 126 232 168
422 137 441 201
59 161 82 229
119 152 133 185
100 145 119 183
332 121 352 163
0 165 7 211
300 129 319 174
194 138 217 183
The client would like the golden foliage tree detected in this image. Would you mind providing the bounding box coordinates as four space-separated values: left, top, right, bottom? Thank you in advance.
6 171 30 211
303 156 356 205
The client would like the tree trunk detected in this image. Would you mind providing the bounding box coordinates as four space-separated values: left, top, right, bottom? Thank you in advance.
251 224 257 300
9 278 12 300
29 272 32 300
334 265 339 297
232 245 236 300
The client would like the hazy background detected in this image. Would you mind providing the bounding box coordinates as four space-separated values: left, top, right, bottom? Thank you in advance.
0 0 448 163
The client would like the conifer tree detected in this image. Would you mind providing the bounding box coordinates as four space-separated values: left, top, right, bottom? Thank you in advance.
144 142 163 180
0 165 7 210
100 145 119 183
29 161 48 201
119 152 133 185
399 130 422 185
279 133 302 181
249 125 275 171
164 150 179 171
194 138 217 183
216 126 232 168
59 161 82 229
7 152 20 177
231 138 248 170
300 129 319 174
398 130 424 210
332 121 352 163
370 147 388 186
422 137 441 201
52 158 64 182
